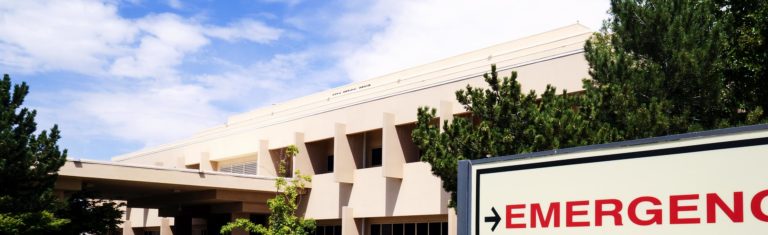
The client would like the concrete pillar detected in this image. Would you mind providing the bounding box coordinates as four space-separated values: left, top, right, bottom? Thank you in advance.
382 112 404 179
258 140 277 176
342 207 359 235
334 123 355 183
176 156 186 169
122 220 134 235
448 208 457 235
230 213 250 235
294 132 314 176
160 218 173 235
199 152 213 171
439 100 454 130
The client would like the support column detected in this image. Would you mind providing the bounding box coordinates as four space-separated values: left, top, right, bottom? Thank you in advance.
175 156 186 169
122 220 134 235
199 152 213 171
342 207 360 235
334 123 355 183
160 218 173 235
294 132 314 176
439 100 454 130
258 140 276 176
230 213 250 235
382 112 404 178
448 208 457 235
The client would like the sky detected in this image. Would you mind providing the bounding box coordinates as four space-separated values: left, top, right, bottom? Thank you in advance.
0 0 610 160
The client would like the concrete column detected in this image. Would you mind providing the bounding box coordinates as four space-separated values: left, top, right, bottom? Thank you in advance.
258 140 276 176
160 218 173 235
382 112 404 179
448 208 457 235
199 152 213 171
230 213 250 235
439 100 454 130
175 156 186 169
341 207 360 235
334 123 355 183
294 132 314 176
122 220 134 235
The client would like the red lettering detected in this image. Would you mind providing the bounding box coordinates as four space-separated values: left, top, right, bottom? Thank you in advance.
670 194 700 224
628 196 662 225
752 189 768 222
706 192 743 223
566 200 590 227
506 204 526 228
595 199 623 226
531 202 560 228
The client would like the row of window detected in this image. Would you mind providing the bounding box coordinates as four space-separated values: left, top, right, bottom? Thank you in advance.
314 225 342 235
215 147 386 176
315 222 447 235
371 222 448 235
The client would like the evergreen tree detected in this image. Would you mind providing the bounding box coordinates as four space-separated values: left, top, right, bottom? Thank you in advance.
413 0 768 208
0 74 69 234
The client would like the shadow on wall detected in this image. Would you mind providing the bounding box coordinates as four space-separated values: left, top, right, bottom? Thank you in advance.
385 178 402 216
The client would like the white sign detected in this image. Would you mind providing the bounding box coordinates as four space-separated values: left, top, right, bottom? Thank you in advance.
463 128 768 235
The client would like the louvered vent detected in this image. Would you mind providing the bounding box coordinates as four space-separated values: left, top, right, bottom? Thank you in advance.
218 161 258 175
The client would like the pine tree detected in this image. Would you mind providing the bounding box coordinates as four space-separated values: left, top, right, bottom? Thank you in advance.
412 0 768 208
0 74 69 234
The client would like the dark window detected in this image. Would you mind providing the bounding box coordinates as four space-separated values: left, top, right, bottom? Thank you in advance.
371 224 381 235
441 222 448 235
325 226 334 235
429 223 441 235
327 155 334 172
416 223 428 235
382 224 392 235
314 227 323 235
404 224 415 235
393 224 403 235
334 225 341 235
371 148 382 166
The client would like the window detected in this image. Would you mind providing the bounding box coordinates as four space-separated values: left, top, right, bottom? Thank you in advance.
327 155 334 172
370 222 447 235
314 225 341 235
371 148 382 167
219 161 258 175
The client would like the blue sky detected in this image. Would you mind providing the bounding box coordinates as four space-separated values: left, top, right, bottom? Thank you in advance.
0 0 609 160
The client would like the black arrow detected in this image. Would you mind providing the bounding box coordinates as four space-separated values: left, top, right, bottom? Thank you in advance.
484 207 501 232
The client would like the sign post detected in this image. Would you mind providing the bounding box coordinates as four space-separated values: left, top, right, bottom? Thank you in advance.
458 125 768 235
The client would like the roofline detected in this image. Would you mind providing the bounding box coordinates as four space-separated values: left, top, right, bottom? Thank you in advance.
112 24 595 161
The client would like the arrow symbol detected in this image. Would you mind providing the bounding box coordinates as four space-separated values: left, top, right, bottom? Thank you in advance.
484 207 501 232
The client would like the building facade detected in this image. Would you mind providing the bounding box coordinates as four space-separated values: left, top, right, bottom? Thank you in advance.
55 24 594 235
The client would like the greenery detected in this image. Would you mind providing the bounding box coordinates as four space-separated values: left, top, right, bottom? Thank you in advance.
0 74 69 233
413 0 768 208
221 145 315 235
57 191 124 234
0 74 123 234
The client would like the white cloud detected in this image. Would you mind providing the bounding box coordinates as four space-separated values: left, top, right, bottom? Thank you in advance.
0 0 291 156
0 0 137 75
110 13 209 79
333 0 610 81
205 19 284 43
71 82 226 147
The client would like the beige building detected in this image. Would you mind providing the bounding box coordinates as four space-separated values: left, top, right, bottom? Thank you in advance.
55 24 594 235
